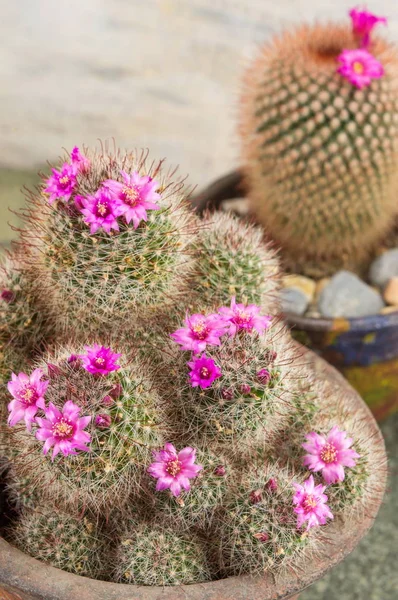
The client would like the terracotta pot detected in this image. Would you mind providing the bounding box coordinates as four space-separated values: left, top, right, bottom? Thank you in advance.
0 350 386 600
192 170 398 421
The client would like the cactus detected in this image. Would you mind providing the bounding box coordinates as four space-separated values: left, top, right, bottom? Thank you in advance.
240 20 398 276
215 464 310 576
0 142 372 585
7 343 165 514
10 506 107 578
112 522 210 585
188 212 280 314
17 146 197 339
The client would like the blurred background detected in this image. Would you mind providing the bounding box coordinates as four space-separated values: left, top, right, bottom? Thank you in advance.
1 1 397 597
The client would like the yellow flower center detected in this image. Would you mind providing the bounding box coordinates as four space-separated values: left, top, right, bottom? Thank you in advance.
200 367 210 378
96 202 108 217
353 61 365 74
303 495 317 511
95 357 106 366
53 419 74 439
320 443 337 464
192 321 209 340
166 459 182 477
122 185 139 206
21 387 36 404
59 175 70 186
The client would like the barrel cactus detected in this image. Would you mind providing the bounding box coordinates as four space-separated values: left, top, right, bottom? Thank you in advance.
0 142 373 583
240 9 398 276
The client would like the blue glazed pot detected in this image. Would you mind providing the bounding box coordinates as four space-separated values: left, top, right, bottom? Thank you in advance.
192 170 398 420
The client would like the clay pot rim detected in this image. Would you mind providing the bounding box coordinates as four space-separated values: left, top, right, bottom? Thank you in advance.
0 350 386 600
192 169 398 334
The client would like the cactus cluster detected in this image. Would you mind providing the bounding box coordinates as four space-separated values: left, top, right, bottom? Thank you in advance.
0 143 371 585
240 11 398 277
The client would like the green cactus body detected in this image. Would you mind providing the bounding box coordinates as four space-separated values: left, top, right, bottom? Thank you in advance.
113 522 210 585
241 24 398 275
216 465 310 576
189 212 280 313
165 322 307 455
11 507 106 578
9 346 164 514
18 148 196 339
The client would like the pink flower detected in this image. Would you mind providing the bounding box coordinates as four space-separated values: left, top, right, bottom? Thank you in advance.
80 344 121 376
7 369 49 432
148 443 202 497
79 188 124 234
188 355 222 389
95 414 112 428
104 171 160 228
302 426 360 484
44 163 77 204
219 297 272 337
71 146 91 173
350 8 387 47
171 313 227 353
35 401 91 460
337 48 384 89
1 289 15 303
293 475 333 531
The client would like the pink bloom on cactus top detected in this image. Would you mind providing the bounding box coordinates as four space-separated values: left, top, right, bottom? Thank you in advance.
79 188 124 234
293 475 333 531
218 297 272 336
71 146 91 173
148 443 202 497
350 8 387 47
35 401 91 460
302 426 360 484
104 171 160 228
171 313 227 353
44 163 77 203
81 344 121 375
7 369 49 431
337 49 384 89
188 355 222 389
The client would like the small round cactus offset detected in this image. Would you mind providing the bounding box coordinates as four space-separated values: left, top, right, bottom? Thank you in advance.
10 507 106 578
113 522 210 585
240 9 398 276
0 141 379 586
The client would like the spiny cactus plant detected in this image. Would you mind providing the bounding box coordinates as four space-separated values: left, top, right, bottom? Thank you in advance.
240 11 398 276
215 464 312 576
0 142 373 584
187 211 280 314
16 144 198 339
7 342 165 514
10 506 107 578
113 522 210 585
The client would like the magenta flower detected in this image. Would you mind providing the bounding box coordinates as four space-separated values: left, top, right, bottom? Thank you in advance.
79 188 124 234
1 289 15 303
337 48 384 89
44 163 77 204
257 369 271 384
104 171 160 228
293 475 333 531
35 401 91 460
350 8 387 47
80 344 121 376
71 146 91 173
171 313 227 354
148 443 202 497
302 426 360 484
95 414 112 428
188 355 222 389
7 369 49 431
219 297 272 337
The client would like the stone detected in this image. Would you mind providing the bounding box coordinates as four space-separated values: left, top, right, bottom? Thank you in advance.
369 249 398 288
282 275 316 302
383 277 398 306
280 287 309 316
318 271 385 318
